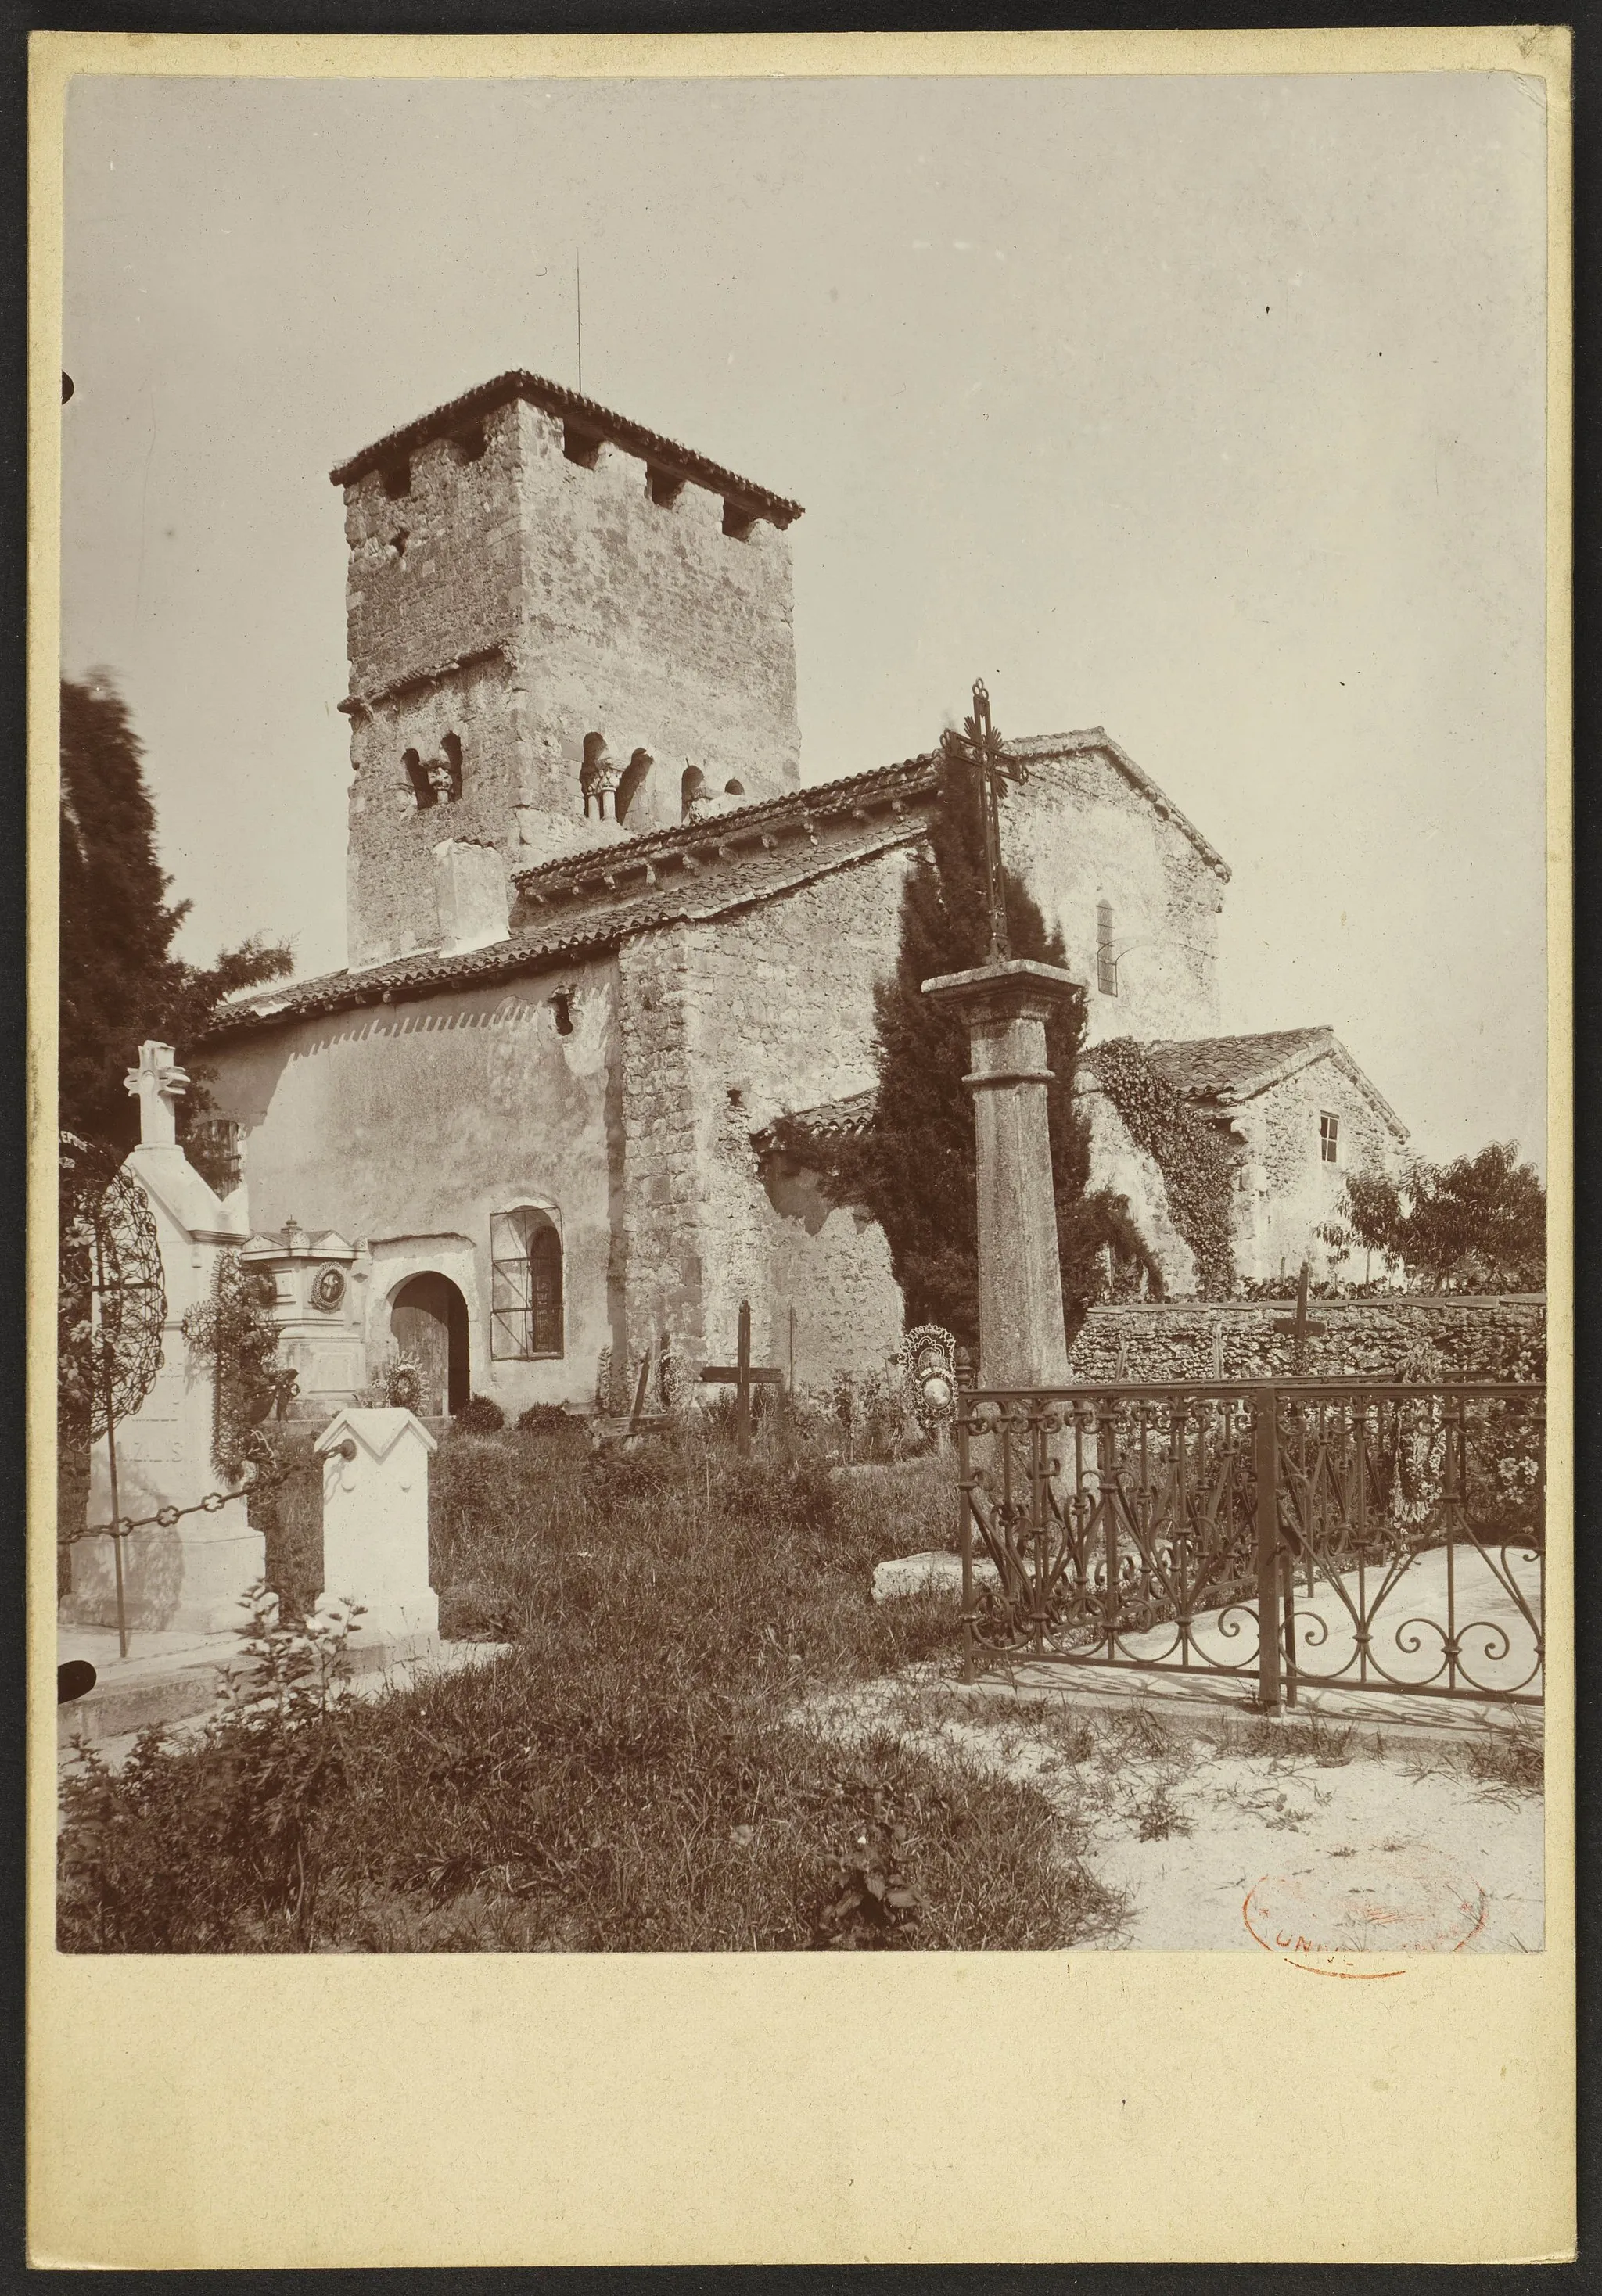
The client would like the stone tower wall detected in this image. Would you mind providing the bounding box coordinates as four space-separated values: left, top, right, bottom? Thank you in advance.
337 393 801 967
510 402 801 841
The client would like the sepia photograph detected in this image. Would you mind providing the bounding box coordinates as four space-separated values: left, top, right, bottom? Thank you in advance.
48 49 1557 1986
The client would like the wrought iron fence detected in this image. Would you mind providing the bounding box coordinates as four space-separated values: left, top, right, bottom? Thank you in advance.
954 1372 1545 1710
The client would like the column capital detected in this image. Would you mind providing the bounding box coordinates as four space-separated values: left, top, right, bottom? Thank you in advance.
921 956 1082 1024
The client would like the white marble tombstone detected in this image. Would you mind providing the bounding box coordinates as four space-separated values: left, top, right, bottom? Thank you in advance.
65 1042 265 1638
313 1407 440 1663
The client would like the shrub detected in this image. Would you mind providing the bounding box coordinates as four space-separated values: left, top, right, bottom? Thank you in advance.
59 1585 357 1950
454 1394 506 1436
518 1402 573 1436
249 1423 323 1619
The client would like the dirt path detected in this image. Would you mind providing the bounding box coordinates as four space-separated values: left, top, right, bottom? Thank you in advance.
803 1672 1544 1957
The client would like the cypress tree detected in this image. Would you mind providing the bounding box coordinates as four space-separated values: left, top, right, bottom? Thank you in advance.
59 674 293 1154
835 755 1153 1350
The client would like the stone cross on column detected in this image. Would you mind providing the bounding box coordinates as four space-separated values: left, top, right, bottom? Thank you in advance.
124 1041 189 1149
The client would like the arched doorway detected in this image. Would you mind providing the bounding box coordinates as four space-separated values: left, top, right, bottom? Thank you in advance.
390 1273 470 1415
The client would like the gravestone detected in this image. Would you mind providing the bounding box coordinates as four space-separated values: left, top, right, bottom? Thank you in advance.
63 1043 265 1638
313 1406 440 1665
239 1222 365 1412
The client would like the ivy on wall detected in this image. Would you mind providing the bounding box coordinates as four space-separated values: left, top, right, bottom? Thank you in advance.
181 1252 287 1483
1090 1039 1236 1298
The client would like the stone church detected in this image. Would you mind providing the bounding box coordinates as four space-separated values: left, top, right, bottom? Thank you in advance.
202 370 1408 1419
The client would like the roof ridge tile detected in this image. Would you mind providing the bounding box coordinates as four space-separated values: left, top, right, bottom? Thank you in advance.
330 368 804 524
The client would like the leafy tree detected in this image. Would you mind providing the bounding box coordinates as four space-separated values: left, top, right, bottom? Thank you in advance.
1320 1143 1545 1293
59 673 292 1156
1396 1143 1546 1292
813 747 1152 1351
1316 1168 1407 1286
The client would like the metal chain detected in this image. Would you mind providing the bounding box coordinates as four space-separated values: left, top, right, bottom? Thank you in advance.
60 1452 321 1547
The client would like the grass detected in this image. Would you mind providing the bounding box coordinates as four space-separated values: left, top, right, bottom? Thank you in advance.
61 1418 1115 1953
1200 1711 1356 1770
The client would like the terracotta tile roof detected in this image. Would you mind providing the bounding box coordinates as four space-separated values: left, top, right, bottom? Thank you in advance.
770 1027 1408 1154
329 369 804 526
511 752 939 897
752 1089 876 1153
511 726 1227 897
201 924 628 1042
1099 1028 1409 1141
1130 1028 1339 1103
200 809 923 1042
206 735 1230 1042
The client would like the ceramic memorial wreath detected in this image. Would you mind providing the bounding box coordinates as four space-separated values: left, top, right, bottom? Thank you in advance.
313 1264 347 1311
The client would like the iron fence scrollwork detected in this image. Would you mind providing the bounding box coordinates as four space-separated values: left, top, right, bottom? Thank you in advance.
953 1358 1544 1711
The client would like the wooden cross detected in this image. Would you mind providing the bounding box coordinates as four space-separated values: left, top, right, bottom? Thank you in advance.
700 1299 785 1458
1273 1262 1327 1363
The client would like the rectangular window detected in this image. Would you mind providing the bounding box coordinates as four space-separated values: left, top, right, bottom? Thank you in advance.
1096 900 1117 996
1320 1112 1340 1164
490 1208 564 1359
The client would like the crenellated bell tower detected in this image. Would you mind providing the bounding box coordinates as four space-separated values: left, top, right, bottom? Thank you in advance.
333 371 804 969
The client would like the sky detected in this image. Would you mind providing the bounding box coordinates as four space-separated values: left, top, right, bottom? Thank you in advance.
59 67 1551 1168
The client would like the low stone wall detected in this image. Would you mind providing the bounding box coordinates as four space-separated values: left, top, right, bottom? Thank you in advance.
1065 1295 1546 1384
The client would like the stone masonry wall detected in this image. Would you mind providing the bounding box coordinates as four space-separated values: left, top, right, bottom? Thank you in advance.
614 921 706 1403
615 846 911 1394
346 650 520 967
680 850 910 1379
1230 1052 1409 1285
339 393 802 967
512 403 801 841
1000 745 1226 1048
343 400 525 700
757 1157 905 1397
1066 1296 1546 1384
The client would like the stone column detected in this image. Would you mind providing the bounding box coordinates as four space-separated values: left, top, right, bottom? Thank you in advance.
922 958 1079 1390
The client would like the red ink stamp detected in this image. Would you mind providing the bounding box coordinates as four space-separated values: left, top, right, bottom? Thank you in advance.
1245 1850 1487 1977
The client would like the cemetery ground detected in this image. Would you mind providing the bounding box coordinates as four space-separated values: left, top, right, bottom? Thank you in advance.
56 1414 1543 1955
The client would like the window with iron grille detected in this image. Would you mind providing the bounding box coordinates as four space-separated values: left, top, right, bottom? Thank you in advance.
1320 1111 1340 1164
490 1207 563 1358
1096 900 1117 996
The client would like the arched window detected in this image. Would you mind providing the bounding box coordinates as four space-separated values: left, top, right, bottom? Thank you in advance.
404 737 462 810
490 1207 563 1359
681 765 708 820
724 778 745 798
